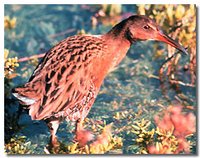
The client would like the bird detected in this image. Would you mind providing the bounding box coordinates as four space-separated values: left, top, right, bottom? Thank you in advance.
12 15 188 148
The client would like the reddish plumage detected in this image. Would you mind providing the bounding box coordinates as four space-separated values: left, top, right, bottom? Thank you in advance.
13 15 187 147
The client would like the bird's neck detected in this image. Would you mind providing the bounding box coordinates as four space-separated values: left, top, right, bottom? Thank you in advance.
106 18 131 42
91 22 133 88
102 21 132 70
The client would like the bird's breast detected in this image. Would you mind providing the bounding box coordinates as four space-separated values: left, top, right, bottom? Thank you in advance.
89 45 130 88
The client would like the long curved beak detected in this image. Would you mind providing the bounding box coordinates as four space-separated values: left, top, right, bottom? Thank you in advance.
156 31 188 55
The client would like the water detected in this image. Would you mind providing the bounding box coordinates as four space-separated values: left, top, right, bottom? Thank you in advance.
4 4 196 154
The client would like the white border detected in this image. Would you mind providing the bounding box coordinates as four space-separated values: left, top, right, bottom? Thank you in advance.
1 0 200 4
1 1 199 158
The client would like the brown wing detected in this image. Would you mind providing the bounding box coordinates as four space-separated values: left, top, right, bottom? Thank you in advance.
14 35 105 120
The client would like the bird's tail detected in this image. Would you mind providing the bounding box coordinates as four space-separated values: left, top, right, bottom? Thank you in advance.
12 86 46 120
12 86 37 106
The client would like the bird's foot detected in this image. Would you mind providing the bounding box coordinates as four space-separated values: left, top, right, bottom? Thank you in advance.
51 135 60 147
44 136 60 154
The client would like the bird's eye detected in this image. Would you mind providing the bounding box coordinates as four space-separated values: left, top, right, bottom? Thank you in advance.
143 25 150 30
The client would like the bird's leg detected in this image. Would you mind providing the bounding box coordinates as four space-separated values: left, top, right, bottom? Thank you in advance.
46 119 60 148
75 118 84 133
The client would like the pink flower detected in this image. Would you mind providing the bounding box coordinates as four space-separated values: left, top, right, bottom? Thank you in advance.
148 106 196 154
75 129 94 147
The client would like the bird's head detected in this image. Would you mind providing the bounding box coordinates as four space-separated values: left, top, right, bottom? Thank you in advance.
124 15 188 55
